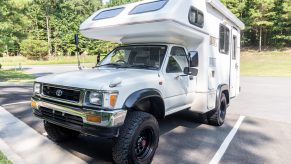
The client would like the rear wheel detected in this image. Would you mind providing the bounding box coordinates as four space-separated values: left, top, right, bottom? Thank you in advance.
207 93 227 126
44 121 80 142
112 111 159 164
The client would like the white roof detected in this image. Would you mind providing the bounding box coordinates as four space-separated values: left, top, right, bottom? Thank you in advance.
80 0 245 44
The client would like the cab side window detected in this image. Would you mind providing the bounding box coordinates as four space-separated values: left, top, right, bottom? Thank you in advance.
166 47 188 73
166 56 182 73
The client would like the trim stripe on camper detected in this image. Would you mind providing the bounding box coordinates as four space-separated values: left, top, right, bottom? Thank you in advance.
80 19 209 36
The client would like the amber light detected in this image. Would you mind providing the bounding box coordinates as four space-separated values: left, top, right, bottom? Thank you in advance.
31 100 38 109
110 94 117 108
86 115 101 123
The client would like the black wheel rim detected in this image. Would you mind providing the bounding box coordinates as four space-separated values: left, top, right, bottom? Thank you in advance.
134 127 155 160
219 101 226 123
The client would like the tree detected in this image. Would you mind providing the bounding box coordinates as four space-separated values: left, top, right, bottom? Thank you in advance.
0 0 28 55
20 39 48 59
271 0 291 46
106 0 140 7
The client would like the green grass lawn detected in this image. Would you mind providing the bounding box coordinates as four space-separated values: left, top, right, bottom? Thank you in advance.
241 49 291 77
0 55 98 66
0 69 35 82
0 151 12 164
1 49 291 77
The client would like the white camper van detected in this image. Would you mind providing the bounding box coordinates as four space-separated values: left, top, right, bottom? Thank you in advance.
31 0 245 163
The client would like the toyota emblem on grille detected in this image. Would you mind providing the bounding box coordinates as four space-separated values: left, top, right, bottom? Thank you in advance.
56 89 63 97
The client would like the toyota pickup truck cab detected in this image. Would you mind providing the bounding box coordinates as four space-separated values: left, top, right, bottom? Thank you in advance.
31 0 245 163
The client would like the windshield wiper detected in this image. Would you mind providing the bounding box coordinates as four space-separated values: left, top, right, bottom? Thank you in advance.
94 63 122 68
128 65 159 70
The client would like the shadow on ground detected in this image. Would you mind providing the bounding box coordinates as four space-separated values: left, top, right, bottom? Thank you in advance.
2 103 272 164
0 86 32 105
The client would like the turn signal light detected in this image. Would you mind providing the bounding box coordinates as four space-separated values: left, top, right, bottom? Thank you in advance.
86 115 101 123
110 94 118 108
31 100 38 109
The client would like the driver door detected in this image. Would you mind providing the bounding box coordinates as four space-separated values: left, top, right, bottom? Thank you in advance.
162 46 195 113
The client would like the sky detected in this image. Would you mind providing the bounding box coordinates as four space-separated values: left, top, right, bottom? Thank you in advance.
102 0 110 3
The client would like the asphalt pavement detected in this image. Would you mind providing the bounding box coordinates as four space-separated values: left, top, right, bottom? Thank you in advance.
1 65 291 164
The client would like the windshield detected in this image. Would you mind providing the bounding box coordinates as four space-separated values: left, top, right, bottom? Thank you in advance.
98 45 167 70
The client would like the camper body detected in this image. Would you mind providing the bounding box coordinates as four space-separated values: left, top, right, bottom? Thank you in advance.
31 0 244 163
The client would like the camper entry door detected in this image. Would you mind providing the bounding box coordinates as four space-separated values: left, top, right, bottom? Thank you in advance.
230 28 239 98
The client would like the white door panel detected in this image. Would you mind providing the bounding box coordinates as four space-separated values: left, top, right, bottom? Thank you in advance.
162 46 196 114
230 29 239 97
163 72 188 109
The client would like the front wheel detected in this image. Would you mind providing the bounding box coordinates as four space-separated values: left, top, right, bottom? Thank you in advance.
112 111 159 164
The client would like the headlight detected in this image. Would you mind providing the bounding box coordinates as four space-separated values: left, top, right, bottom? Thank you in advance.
88 92 103 106
86 91 118 109
34 83 41 94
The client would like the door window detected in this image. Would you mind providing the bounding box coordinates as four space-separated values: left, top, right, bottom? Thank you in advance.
166 47 188 73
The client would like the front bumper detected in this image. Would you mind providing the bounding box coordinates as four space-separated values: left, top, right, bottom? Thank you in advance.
31 96 127 138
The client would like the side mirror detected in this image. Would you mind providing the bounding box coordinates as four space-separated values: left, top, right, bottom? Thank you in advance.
188 51 199 67
183 67 198 76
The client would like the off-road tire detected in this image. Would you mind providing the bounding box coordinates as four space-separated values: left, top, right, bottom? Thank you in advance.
44 121 80 142
112 111 159 164
207 93 227 126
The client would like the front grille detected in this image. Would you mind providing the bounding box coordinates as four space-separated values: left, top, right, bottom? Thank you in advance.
42 85 81 103
39 107 83 127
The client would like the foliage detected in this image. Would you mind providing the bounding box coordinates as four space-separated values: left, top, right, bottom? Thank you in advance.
222 0 291 48
0 151 12 164
20 39 48 59
106 0 140 7
0 0 290 58
0 0 28 56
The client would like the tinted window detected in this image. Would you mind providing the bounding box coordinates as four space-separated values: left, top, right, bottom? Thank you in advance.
232 36 237 60
129 0 168 15
219 24 230 54
197 12 204 26
189 51 199 67
189 7 204 28
93 8 124 20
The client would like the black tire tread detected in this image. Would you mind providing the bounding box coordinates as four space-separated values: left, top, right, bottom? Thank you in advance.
112 111 158 164
207 93 227 126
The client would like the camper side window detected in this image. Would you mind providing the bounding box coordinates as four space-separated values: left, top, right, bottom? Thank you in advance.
93 7 124 20
188 7 204 28
219 24 230 54
129 0 168 15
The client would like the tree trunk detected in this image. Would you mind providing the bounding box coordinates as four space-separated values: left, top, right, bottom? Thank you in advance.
6 45 9 56
259 26 262 52
264 30 267 48
54 44 57 56
46 15 51 57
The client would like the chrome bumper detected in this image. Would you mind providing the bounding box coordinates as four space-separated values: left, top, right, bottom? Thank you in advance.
31 97 127 128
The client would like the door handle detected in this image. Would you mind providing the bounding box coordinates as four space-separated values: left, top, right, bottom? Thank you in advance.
235 63 239 69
